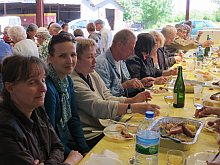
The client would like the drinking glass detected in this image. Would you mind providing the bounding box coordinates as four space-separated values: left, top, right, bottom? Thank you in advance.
193 85 203 110
164 90 174 116
166 150 185 165
126 123 137 148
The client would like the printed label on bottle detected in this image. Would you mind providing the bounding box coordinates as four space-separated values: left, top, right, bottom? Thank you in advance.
136 144 159 155
173 93 177 104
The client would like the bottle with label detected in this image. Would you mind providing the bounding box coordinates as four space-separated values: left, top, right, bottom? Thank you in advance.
204 35 211 56
196 45 204 62
173 66 185 108
135 111 160 165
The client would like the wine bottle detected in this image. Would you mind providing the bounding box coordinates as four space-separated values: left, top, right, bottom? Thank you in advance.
173 66 185 108
204 35 210 56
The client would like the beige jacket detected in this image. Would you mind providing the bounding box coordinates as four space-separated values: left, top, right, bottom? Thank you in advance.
71 70 126 140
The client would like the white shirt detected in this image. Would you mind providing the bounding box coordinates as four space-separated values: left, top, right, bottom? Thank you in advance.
13 39 39 57
100 27 112 52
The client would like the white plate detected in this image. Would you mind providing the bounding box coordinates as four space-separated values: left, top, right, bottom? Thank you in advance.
98 119 115 127
186 152 215 165
203 116 218 132
103 124 134 140
85 157 123 165
210 68 220 75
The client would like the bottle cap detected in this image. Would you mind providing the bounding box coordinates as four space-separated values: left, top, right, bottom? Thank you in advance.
145 111 154 118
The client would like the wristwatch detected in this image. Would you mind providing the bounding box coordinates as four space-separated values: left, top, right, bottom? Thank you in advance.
126 104 132 114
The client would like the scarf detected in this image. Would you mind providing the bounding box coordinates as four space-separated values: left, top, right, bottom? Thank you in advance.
48 64 72 134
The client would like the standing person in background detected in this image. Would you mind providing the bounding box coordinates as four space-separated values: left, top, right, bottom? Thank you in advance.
44 32 90 157
94 19 112 52
36 27 51 62
26 23 38 43
86 22 102 56
62 23 69 33
0 55 83 165
73 29 84 41
7 26 39 57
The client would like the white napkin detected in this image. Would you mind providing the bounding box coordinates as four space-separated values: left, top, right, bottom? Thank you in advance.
86 150 122 165
90 149 119 159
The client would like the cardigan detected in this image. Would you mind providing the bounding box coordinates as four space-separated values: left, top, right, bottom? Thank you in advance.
44 75 90 155
72 70 126 140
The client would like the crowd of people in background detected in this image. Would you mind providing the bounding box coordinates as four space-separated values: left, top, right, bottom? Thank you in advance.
0 19 218 165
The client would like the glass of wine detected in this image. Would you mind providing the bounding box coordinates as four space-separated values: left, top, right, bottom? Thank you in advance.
166 150 185 165
164 90 174 116
193 85 203 110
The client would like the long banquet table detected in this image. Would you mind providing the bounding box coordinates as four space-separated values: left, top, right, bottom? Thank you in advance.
79 65 220 165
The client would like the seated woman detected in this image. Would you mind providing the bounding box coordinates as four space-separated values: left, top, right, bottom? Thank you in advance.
126 33 177 85
72 38 160 148
44 32 90 157
0 55 83 164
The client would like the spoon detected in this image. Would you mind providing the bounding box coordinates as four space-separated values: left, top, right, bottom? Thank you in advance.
159 127 181 143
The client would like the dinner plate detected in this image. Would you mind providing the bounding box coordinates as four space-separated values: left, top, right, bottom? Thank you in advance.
103 124 134 140
203 116 218 132
85 157 123 165
210 68 220 75
186 152 215 165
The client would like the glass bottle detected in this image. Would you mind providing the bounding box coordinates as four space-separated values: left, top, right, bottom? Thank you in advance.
204 35 211 56
173 66 185 108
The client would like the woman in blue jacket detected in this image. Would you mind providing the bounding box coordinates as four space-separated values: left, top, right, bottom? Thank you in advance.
44 32 90 157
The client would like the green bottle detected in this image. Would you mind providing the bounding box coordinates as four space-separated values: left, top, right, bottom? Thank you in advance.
204 35 210 56
173 66 185 108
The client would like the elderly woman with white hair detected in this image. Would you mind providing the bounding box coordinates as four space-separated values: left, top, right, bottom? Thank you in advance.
7 25 39 57
36 27 51 62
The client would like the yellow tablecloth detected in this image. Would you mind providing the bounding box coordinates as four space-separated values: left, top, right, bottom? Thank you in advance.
79 70 220 165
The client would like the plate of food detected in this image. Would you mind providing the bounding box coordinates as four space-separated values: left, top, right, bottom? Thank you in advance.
193 69 214 81
150 117 204 151
150 86 169 95
103 124 134 140
210 68 220 75
203 93 220 108
203 116 218 132
186 152 216 165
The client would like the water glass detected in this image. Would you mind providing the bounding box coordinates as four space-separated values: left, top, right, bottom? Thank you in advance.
196 61 202 69
166 150 185 165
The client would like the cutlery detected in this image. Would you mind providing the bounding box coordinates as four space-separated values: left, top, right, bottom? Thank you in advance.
159 127 181 143
211 151 220 162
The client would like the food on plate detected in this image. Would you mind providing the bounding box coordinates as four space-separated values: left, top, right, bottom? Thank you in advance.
159 122 197 142
210 92 220 101
194 70 213 81
115 124 133 139
152 87 168 94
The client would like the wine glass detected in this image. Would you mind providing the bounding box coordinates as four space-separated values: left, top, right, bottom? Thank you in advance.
193 85 203 110
164 90 174 116
166 150 185 165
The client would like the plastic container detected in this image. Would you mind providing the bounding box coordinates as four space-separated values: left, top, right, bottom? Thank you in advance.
150 117 204 151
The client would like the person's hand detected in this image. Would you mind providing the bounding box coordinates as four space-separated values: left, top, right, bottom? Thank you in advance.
194 106 220 118
133 103 160 116
64 150 83 165
154 76 169 85
122 78 144 89
162 68 178 76
34 160 44 165
202 40 214 48
141 77 155 87
207 160 220 165
130 90 152 103
174 56 182 63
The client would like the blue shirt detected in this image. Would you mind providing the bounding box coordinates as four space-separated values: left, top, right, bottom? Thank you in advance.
95 48 131 97
0 39 12 61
